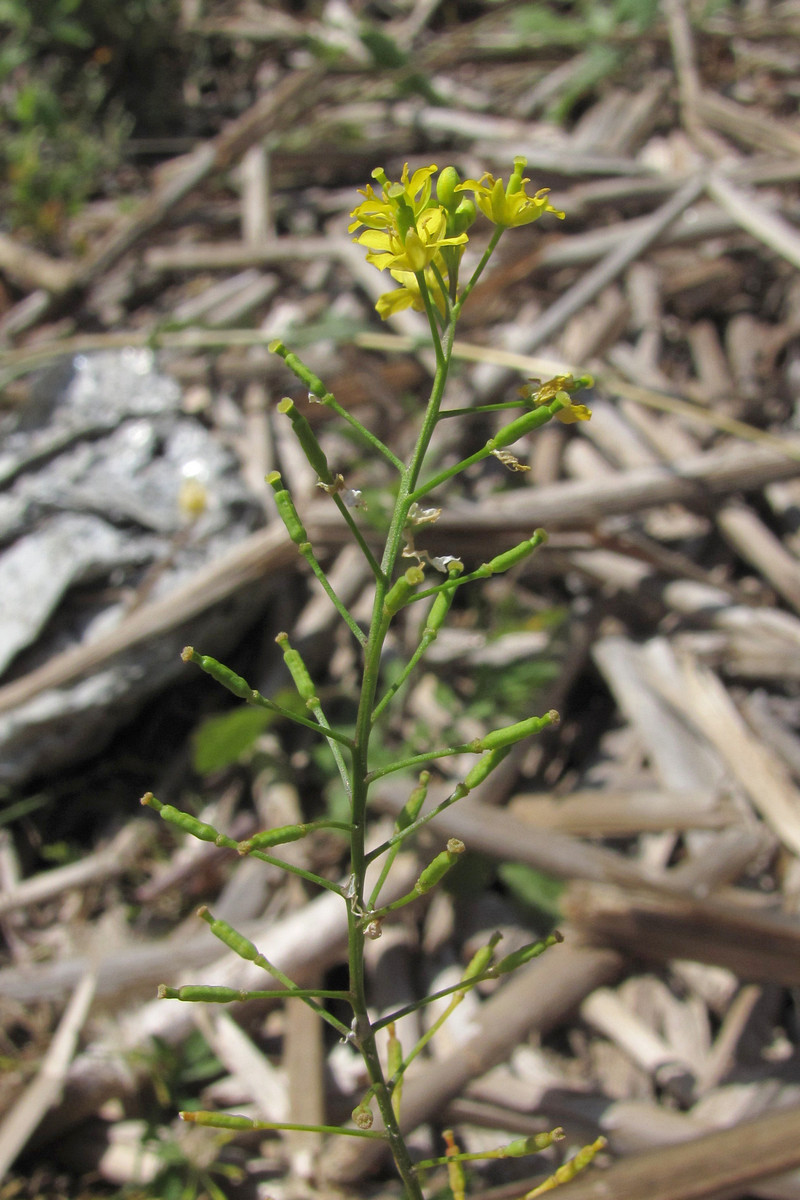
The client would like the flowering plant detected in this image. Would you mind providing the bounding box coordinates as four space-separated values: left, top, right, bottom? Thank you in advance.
145 158 599 1199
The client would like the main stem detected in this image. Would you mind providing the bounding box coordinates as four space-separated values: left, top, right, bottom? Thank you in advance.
345 316 456 1200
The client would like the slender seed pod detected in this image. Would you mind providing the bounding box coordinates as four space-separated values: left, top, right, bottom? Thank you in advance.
238 823 309 854
269 340 329 402
384 566 425 617
476 710 559 752
489 930 564 977
415 839 465 895
488 397 565 451
444 1131 467 1200
197 906 261 963
182 647 255 701
267 471 308 545
386 1021 403 1080
462 746 511 791
141 793 238 848
275 632 317 703
524 1137 607 1197
476 529 548 578
503 1129 565 1157
277 397 334 483
420 566 461 642
461 930 503 982
398 771 429 831
159 984 245 1003
181 1111 257 1130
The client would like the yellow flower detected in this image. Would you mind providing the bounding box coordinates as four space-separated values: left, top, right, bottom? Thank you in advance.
522 375 592 424
457 156 565 228
357 207 467 274
375 259 450 320
554 401 592 424
349 163 438 235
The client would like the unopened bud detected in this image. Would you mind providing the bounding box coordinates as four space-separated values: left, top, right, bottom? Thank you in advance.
437 166 461 211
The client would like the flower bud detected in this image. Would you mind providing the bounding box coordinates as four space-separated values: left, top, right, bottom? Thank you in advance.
437 166 461 211
453 197 476 233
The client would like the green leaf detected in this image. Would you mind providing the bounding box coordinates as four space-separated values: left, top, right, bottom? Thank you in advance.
191 706 275 774
360 27 407 68
498 862 564 920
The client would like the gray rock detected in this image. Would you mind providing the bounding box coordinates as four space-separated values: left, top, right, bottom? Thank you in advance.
0 350 266 787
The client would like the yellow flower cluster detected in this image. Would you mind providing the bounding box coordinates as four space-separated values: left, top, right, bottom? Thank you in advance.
349 163 469 318
349 158 564 320
457 157 565 229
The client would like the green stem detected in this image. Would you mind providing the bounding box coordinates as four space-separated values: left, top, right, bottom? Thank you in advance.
370 634 433 723
437 400 527 418
299 541 367 645
364 741 481 783
452 226 505 317
245 848 345 895
415 268 444 367
372 975 487 1033
339 291 462 1200
321 391 404 472
331 491 384 580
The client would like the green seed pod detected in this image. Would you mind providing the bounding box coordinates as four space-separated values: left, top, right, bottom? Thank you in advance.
383 566 425 617
479 529 548 577
462 746 510 791
444 1130 466 1200
267 472 308 546
421 568 461 641
275 632 317 703
461 930 502 982
159 984 245 1003
398 771 430 831
181 1110 256 1131
141 794 235 848
488 398 564 451
415 839 465 895
386 1021 403 1079
526 1137 606 1196
166 805 227 844
277 397 333 483
269 341 329 401
503 1129 565 1157
198 906 260 963
477 710 559 752
238 823 309 854
490 930 563 977
182 647 254 701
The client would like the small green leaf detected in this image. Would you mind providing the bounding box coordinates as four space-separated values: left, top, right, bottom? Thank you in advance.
191 706 274 774
360 27 407 68
498 862 564 920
